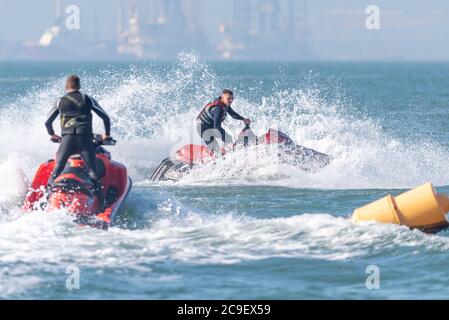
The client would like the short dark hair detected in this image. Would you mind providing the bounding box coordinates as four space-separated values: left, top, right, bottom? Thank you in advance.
66 75 81 90
222 89 233 96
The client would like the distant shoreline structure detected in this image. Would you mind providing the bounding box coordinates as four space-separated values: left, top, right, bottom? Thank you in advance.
0 0 313 62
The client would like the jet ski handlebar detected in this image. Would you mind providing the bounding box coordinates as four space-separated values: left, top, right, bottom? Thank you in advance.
95 134 117 146
50 134 117 146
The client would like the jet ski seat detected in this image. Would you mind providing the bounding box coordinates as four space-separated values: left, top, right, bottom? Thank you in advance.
66 154 106 179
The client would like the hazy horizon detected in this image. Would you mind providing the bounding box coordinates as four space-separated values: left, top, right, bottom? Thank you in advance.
0 0 448 61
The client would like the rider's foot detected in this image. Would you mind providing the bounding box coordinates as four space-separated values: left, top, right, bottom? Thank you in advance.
98 201 105 213
45 183 53 195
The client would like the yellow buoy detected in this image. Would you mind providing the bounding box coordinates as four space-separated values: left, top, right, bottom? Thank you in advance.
352 183 449 233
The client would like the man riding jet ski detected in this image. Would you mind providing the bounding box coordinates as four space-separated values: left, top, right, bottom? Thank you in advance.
22 75 131 229
196 89 251 154
150 90 330 182
44 75 110 211
22 135 132 229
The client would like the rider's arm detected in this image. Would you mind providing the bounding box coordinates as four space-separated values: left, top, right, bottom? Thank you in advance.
89 97 111 136
227 106 245 121
45 100 60 135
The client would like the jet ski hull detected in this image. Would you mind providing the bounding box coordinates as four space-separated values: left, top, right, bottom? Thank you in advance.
22 153 132 230
150 128 331 182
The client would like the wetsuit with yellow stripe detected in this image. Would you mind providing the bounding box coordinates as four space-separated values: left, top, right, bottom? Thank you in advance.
45 91 110 209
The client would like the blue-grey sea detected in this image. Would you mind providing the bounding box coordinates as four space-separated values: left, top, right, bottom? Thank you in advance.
1 56 449 299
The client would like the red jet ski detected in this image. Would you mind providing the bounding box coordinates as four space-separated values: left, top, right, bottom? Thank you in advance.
22 135 132 230
150 125 331 182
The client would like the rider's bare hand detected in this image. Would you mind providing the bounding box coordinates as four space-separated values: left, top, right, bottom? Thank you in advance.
50 134 62 143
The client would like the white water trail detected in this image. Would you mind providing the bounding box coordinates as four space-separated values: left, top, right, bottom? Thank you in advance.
1 54 449 194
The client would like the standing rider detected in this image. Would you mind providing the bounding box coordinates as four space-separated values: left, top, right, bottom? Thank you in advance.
45 75 111 211
196 89 251 152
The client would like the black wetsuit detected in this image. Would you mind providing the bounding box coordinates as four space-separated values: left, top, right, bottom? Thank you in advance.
196 99 245 150
45 91 110 209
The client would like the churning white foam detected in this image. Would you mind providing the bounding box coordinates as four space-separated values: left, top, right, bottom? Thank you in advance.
1 53 448 189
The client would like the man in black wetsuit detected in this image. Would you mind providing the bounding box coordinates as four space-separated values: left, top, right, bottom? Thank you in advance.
45 75 111 210
196 89 251 152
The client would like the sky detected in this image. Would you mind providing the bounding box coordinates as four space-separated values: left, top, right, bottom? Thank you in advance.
0 0 448 60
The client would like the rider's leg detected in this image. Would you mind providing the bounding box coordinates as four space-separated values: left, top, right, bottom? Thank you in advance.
48 135 75 187
79 135 105 211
